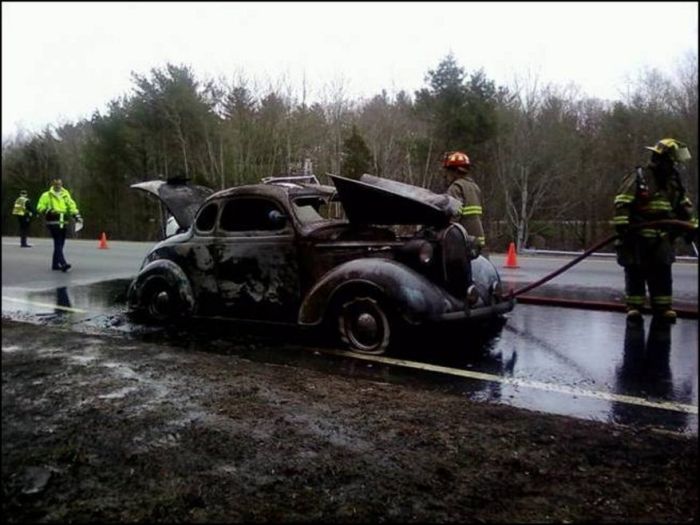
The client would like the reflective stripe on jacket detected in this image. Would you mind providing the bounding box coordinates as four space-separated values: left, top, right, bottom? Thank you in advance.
613 165 698 265
37 188 79 228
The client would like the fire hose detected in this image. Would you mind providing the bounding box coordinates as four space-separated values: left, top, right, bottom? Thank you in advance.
505 220 698 319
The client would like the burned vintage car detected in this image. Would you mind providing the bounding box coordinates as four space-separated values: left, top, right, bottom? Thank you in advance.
128 174 514 354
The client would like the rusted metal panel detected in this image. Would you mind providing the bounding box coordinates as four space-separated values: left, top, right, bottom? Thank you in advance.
211 237 301 322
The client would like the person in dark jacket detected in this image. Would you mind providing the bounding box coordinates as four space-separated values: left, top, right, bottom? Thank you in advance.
613 138 698 323
11 190 35 247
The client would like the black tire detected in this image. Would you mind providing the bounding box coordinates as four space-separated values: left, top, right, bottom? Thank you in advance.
142 277 181 323
336 295 394 355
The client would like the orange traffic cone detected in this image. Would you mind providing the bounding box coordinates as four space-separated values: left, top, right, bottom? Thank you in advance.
98 232 109 249
504 242 519 268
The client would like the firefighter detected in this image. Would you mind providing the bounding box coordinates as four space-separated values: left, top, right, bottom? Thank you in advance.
12 189 35 247
613 138 698 323
36 178 82 272
442 151 488 255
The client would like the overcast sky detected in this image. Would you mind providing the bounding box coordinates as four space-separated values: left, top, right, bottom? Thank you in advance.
2 1 698 138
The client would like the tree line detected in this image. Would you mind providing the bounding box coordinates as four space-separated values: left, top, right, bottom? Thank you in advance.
2 52 697 251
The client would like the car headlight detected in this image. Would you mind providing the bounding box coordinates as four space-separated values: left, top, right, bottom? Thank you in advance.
490 281 503 301
417 242 433 265
466 284 480 306
400 239 434 266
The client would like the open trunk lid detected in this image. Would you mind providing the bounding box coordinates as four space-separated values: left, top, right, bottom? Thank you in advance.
130 179 214 230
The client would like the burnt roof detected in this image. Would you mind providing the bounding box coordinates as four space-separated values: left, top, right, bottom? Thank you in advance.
206 182 336 202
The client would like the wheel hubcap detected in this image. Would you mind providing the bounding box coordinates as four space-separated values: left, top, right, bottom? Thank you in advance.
353 312 379 344
153 290 170 315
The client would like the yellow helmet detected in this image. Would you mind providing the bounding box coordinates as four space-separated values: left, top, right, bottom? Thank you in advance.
645 138 692 163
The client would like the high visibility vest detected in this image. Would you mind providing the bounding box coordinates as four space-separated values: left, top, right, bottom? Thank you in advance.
37 188 79 228
12 196 29 216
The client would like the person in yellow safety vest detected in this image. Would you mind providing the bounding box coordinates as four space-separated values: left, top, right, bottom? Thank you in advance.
613 138 698 323
12 189 35 248
442 151 488 256
36 178 82 272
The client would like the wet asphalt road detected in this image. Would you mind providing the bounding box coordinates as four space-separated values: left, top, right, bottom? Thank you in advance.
2 237 698 434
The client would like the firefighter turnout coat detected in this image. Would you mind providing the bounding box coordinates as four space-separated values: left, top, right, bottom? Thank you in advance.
613 164 697 266
446 175 486 248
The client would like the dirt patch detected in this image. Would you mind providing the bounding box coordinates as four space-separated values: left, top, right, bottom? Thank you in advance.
2 319 697 522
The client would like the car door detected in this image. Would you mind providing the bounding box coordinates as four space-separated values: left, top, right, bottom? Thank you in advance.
213 196 301 322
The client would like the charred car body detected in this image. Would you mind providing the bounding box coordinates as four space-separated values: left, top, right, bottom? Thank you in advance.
128 174 514 354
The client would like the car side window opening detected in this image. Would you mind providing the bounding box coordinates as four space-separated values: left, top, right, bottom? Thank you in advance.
220 197 288 232
293 196 345 224
195 202 219 232
293 197 327 224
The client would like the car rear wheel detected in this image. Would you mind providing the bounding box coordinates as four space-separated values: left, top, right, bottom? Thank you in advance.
143 278 180 323
337 296 392 355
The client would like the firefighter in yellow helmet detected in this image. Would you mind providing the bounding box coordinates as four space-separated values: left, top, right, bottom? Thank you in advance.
442 151 488 255
613 138 698 323
12 189 35 247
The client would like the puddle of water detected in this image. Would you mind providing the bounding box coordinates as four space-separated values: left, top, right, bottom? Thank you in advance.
3 279 131 318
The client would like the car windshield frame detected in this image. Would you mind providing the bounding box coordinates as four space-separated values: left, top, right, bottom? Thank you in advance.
291 194 343 225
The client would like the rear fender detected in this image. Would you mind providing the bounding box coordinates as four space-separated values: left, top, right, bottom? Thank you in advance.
127 259 195 315
298 258 458 326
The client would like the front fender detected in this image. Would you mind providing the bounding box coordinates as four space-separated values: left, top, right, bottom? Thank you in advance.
471 255 503 306
298 258 459 326
127 258 195 315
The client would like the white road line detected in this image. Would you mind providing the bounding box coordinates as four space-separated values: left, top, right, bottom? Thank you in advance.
2 296 87 314
321 348 698 415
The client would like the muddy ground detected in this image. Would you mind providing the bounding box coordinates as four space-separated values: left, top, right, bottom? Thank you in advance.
2 318 697 523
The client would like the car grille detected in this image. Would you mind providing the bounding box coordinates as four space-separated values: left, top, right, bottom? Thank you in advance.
441 224 470 299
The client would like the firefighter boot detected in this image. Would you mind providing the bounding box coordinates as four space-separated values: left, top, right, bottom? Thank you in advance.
626 308 643 323
654 309 677 324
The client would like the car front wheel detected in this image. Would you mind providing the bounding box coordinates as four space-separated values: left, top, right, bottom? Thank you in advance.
337 296 392 355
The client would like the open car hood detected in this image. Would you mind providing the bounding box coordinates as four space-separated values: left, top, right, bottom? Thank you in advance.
329 174 459 226
130 179 214 229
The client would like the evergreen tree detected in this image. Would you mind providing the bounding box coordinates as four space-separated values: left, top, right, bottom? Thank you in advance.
341 125 371 178
415 53 499 152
